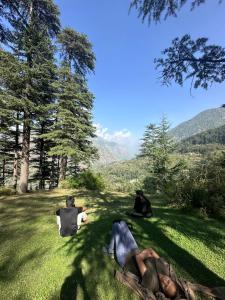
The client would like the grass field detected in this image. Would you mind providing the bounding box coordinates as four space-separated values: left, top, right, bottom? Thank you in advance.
0 189 224 300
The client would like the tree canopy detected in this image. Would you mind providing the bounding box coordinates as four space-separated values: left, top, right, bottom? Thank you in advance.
0 1 97 192
130 0 225 89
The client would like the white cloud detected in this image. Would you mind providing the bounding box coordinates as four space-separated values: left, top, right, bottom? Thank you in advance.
94 123 132 144
94 123 140 156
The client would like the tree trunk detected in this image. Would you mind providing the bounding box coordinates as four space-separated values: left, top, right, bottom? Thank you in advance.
49 155 57 189
12 114 19 190
13 152 19 190
2 158 6 186
38 124 45 190
59 155 67 181
56 155 60 187
19 115 30 193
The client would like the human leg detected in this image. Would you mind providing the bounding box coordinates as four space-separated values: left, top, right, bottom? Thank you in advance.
131 212 144 217
105 221 139 267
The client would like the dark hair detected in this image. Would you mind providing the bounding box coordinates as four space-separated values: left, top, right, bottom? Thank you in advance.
66 195 75 208
136 190 144 196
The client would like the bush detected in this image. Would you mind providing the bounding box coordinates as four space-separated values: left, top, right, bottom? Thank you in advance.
60 171 105 191
79 171 105 191
0 187 16 196
169 151 225 215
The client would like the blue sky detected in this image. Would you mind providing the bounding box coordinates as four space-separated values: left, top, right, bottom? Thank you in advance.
55 0 225 144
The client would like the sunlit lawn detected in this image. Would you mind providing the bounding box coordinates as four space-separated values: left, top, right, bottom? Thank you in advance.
0 189 224 300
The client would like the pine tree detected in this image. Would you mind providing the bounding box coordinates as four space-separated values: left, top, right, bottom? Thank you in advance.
130 0 225 89
0 0 60 192
140 116 174 191
44 28 97 181
0 50 23 188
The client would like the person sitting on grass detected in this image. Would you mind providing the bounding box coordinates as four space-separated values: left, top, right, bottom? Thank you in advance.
131 190 152 217
56 195 88 237
103 220 225 300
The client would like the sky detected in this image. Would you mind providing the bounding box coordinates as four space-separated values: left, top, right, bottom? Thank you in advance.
55 0 225 146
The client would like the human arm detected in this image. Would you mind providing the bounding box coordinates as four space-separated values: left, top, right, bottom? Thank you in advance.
77 206 88 213
135 248 160 277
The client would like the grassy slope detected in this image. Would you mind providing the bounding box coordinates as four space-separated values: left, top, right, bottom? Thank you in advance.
0 190 224 300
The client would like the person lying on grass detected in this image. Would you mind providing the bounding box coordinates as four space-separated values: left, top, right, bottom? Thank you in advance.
130 190 153 218
103 220 225 300
56 195 88 237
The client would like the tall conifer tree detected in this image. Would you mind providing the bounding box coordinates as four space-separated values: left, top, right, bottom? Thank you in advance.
0 0 60 192
45 28 97 181
140 116 174 191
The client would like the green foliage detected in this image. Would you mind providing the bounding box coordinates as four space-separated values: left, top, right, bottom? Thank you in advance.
61 170 105 191
0 187 16 195
177 123 225 154
178 144 225 155
57 28 95 76
96 158 148 192
0 3 97 191
169 151 225 215
155 35 225 89
43 28 97 181
130 0 209 24
130 1 225 89
140 116 176 192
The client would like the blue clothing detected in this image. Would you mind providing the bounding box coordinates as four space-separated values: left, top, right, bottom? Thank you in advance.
108 221 139 267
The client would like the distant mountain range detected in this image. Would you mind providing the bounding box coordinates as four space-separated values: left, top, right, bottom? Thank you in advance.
94 107 225 166
170 107 225 141
92 137 134 167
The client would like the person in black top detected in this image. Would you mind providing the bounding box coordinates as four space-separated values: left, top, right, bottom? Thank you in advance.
131 190 152 217
56 196 88 237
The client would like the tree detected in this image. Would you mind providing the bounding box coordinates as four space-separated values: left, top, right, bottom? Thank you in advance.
0 0 60 192
44 28 97 181
0 3 97 190
0 50 24 189
130 0 225 89
140 116 175 191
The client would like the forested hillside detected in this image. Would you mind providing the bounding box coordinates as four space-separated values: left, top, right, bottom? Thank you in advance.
177 124 225 154
170 107 225 140
97 157 148 192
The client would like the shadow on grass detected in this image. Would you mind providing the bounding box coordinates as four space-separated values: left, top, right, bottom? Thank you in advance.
59 191 225 299
0 248 48 282
133 217 225 286
0 191 65 285
152 203 225 252
1 190 224 299
59 192 138 300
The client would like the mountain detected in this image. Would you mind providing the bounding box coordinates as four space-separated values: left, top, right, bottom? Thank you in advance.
177 123 225 154
170 107 225 141
92 137 134 167
181 124 225 146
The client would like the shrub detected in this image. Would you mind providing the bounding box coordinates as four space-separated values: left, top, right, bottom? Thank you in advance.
61 171 105 191
0 187 16 195
79 171 105 191
170 151 225 215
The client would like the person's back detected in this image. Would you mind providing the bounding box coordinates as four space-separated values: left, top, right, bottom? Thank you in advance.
59 207 79 237
56 195 88 237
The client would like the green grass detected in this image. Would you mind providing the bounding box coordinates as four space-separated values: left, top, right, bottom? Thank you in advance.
0 189 224 300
